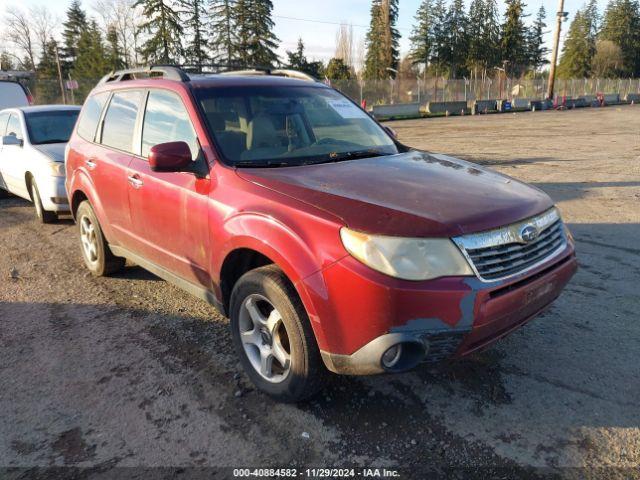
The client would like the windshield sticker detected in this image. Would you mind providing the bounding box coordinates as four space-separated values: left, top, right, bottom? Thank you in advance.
327 100 369 119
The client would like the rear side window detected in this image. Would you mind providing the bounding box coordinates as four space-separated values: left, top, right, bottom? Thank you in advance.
77 92 109 141
6 114 23 140
101 90 142 152
142 90 199 160
0 112 9 136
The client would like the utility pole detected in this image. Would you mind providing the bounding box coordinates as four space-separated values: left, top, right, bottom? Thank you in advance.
547 0 568 100
54 43 67 105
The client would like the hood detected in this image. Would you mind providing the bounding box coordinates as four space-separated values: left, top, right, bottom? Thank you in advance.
32 143 66 163
236 150 554 237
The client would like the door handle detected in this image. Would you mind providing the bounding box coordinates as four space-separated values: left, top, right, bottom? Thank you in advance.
85 159 97 170
128 174 143 189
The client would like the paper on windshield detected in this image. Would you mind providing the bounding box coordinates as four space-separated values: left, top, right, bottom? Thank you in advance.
327 99 369 119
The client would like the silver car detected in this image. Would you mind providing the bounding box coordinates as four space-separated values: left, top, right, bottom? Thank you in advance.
0 105 80 222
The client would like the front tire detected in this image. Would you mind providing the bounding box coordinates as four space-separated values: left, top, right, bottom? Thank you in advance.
76 200 125 276
30 181 57 223
230 265 327 402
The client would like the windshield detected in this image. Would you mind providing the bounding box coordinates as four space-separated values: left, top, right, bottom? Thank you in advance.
194 86 399 167
24 110 80 145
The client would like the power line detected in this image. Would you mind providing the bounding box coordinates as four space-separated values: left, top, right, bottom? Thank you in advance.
273 15 412 32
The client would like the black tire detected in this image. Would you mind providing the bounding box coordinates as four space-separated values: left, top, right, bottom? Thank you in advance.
76 200 125 276
230 265 327 402
30 181 57 223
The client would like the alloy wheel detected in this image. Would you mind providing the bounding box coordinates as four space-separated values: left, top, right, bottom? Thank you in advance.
80 215 99 265
238 294 291 383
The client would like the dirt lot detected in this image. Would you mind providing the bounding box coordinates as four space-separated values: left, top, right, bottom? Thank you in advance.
1 106 639 478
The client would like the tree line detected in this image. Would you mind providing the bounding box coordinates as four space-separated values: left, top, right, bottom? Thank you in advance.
1 0 639 100
367 0 640 80
559 0 640 78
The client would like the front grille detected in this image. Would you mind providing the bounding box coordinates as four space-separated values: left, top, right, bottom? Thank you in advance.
453 208 567 282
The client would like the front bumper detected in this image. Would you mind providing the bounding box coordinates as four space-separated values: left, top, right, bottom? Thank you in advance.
37 175 69 212
310 245 577 375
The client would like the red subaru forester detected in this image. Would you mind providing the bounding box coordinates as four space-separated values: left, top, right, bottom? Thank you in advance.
66 66 577 401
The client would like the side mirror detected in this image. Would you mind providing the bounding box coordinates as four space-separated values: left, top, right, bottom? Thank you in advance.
383 126 398 139
2 135 23 147
149 141 192 173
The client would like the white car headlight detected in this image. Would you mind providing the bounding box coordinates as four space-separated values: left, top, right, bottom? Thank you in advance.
340 227 474 281
48 162 65 177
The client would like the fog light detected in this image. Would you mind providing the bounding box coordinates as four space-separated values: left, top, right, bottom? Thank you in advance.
381 344 403 369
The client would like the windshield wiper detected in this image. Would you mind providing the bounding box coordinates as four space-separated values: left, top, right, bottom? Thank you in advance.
312 149 390 164
234 160 298 168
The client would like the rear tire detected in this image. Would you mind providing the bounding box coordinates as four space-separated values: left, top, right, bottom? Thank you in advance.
230 265 327 402
76 200 125 276
30 181 57 223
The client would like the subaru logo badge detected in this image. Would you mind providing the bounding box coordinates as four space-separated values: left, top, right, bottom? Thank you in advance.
520 224 539 243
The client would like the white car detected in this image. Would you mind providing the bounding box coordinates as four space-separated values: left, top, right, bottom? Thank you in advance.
0 105 80 222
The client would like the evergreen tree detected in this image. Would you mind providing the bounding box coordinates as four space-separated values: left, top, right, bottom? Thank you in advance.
325 58 352 79
443 0 469 77
584 0 601 38
430 0 450 74
235 0 280 67
133 0 183 64
210 0 237 65
557 10 593 78
74 21 109 83
0 52 15 71
285 39 324 78
599 0 640 76
61 1 88 69
286 39 307 70
480 0 502 70
364 0 401 79
500 0 529 76
37 39 63 103
18 55 35 72
106 26 126 71
527 5 549 71
179 0 208 70
467 0 485 71
409 0 435 67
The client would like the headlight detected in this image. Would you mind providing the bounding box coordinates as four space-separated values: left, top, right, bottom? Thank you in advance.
340 227 474 281
48 162 65 177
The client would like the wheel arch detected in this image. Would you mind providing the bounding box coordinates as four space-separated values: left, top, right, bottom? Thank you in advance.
67 171 116 241
215 213 332 350
24 172 34 201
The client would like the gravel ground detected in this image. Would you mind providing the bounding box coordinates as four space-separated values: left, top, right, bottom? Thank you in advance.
1 106 639 478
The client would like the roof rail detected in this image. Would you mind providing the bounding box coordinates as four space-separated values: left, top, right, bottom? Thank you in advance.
96 64 319 85
218 68 318 82
98 65 190 85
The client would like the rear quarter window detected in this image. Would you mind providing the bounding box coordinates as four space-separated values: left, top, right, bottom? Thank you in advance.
0 82 28 110
77 92 109 142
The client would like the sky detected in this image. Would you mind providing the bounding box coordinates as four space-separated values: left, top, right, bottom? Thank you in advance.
1 0 590 64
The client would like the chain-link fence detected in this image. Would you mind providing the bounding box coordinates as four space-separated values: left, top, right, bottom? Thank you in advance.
331 77 640 105
25 77 640 107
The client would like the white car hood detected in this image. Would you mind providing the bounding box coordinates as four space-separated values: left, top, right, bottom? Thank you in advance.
32 143 66 163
